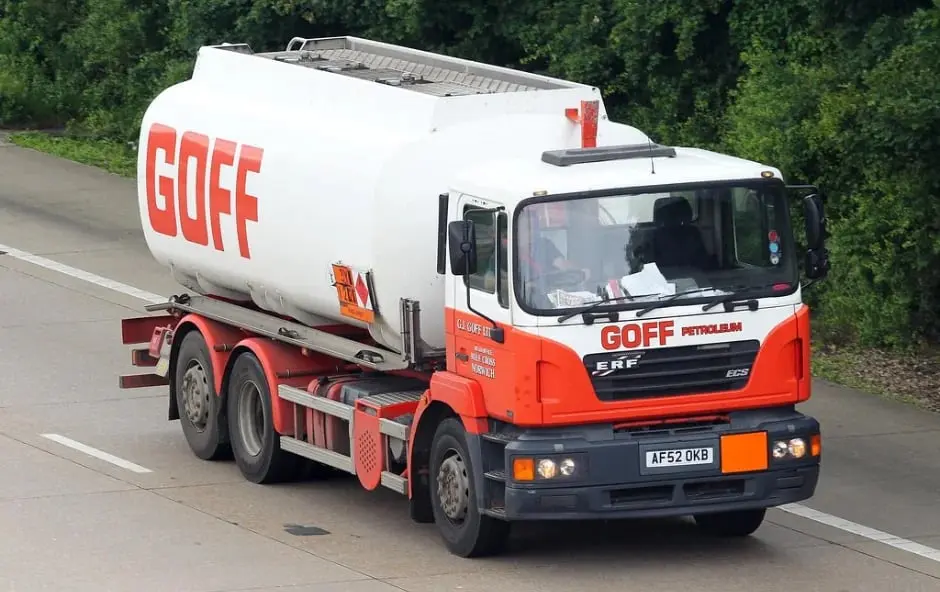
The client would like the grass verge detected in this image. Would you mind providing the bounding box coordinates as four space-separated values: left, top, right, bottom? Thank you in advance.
812 341 940 413
9 131 136 177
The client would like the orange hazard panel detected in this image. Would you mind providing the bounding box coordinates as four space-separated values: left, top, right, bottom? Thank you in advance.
331 263 375 323
719 432 769 474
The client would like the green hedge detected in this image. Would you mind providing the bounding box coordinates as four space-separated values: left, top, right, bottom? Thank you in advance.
3 0 939 350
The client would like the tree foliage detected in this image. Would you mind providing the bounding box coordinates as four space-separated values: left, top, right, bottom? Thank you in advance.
2 0 939 348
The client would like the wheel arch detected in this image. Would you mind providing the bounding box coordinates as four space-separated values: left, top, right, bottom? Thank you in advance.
406 381 489 524
407 399 459 523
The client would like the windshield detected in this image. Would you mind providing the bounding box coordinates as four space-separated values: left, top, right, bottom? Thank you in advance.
512 181 798 314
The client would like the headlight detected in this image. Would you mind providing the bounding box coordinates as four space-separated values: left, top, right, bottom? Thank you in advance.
772 436 816 460
513 456 579 481
560 458 576 476
788 438 807 458
537 459 557 479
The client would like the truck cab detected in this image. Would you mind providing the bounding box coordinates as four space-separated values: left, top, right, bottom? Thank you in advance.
440 141 829 545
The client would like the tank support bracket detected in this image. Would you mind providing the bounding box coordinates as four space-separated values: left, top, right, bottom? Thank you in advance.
145 293 411 372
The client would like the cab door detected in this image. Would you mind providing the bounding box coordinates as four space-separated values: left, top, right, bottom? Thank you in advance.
449 196 521 423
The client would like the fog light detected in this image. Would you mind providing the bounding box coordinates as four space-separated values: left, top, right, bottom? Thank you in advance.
788 438 807 458
772 440 789 459
537 459 557 479
560 458 576 476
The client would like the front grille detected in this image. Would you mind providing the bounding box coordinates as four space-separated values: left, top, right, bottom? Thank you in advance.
584 340 760 401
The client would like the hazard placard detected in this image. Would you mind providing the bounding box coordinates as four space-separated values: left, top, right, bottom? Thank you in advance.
331 263 376 323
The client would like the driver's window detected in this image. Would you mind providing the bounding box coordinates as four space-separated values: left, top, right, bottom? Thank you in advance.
463 205 496 295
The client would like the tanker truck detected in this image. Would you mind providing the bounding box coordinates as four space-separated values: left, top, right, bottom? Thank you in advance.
118 35 831 557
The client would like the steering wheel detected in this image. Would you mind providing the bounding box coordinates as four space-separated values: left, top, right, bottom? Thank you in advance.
529 268 587 291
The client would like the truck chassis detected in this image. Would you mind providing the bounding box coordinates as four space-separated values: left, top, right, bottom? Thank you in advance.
121 292 517 556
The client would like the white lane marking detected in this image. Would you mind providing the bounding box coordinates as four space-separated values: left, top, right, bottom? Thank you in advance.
41 433 153 474
0 243 165 304
4 241 940 563
779 502 940 563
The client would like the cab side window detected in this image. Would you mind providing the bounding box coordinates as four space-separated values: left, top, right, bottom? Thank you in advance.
462 206 509 309
463 206 496 294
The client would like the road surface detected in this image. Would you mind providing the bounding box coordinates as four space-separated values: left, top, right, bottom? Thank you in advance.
1 138 940 591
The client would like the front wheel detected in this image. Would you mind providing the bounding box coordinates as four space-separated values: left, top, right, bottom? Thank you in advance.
693 508 766 537
429 418 510 558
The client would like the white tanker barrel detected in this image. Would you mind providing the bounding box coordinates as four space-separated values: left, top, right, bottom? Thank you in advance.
135 36 621 354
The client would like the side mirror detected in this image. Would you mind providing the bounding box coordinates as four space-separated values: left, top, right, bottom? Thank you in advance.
804 248 830 280
447 220 478 276
801 194 830 280
802 194 825 250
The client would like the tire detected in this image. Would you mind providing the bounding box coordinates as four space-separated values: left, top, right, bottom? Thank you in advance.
174 330 230 460
694 508 766 537
429 418 510 558
226 351 301 484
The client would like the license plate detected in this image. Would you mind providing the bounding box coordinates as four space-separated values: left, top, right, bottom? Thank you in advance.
644 447 714 468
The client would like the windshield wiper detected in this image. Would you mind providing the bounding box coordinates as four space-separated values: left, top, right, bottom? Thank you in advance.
635 287 722 317
701 282 784 312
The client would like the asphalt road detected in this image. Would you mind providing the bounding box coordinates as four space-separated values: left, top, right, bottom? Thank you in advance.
2 137 940 591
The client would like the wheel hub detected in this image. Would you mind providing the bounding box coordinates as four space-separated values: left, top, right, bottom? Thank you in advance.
181 362 211 430
437 452 470 522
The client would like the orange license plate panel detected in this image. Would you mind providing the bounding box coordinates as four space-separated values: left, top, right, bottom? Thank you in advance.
719 432 769 474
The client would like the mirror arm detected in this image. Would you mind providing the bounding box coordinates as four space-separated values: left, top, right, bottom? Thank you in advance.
463 251 505 344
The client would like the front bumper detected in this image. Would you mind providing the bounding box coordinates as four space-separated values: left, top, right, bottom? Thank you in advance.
503 464 818 520
487 406 820 521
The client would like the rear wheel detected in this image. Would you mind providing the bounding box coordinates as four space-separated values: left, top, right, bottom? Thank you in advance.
429 418 510 558
226 351 301 484
174 330 230 460
694 508 766 537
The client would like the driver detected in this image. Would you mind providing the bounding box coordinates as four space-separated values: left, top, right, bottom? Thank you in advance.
481 210 591 297
516 213 588 280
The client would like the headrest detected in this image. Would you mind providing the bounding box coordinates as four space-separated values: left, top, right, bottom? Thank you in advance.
653 196 693 226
